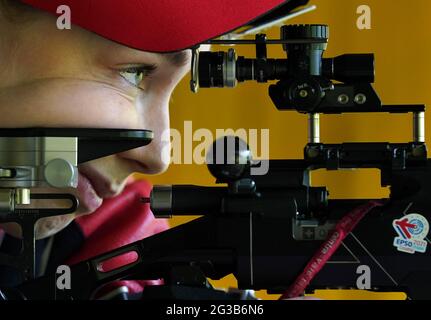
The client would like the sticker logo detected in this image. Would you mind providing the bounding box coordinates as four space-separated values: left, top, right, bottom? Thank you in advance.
393 214 429 254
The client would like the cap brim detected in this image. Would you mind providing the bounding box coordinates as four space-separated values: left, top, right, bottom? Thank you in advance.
21 0 292 52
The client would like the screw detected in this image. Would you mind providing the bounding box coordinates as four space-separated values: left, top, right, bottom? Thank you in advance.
299 89 308 98
140 197 151 203
354 93 367 105
337 94 349 104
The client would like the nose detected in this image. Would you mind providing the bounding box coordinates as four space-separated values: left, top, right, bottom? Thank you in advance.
119 95 171 174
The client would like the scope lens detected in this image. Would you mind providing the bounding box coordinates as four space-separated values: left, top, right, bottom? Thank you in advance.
206 136 251 182
322 54 375 83
198 51 224 88
198 50 237 88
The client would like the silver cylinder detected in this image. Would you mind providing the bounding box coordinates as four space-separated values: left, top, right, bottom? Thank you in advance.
413 112 425 143
308 113 320 143
15 188 31 205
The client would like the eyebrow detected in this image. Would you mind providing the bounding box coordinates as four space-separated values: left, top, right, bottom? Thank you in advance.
161 50 190 67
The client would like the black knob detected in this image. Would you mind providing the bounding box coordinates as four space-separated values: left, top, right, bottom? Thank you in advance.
206 136 252 182
281 24 328 52
281 24 329 40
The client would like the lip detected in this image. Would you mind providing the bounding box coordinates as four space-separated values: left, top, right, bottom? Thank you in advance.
76 161 145 212
78 167 122 199
77 172 103 212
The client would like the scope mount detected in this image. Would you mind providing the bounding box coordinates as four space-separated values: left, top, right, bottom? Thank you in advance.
192 24 427 167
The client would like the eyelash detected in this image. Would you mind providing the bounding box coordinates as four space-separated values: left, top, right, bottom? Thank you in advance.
118 65 157 89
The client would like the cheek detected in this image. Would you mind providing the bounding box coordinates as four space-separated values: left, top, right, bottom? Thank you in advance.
0 78 141 129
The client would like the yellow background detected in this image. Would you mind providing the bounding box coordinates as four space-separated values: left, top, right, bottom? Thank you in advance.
140 0 431 299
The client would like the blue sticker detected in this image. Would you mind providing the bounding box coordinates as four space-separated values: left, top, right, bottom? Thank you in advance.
393 214 429 254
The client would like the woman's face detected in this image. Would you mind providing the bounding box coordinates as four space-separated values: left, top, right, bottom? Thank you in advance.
0 9 191 239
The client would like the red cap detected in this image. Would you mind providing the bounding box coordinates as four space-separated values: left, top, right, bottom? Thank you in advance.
20 0 289 52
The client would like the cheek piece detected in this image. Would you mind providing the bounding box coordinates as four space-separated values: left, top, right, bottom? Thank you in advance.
0 128 153 282
1 1 430 301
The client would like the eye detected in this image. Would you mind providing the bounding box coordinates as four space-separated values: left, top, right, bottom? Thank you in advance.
119 65 156 89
